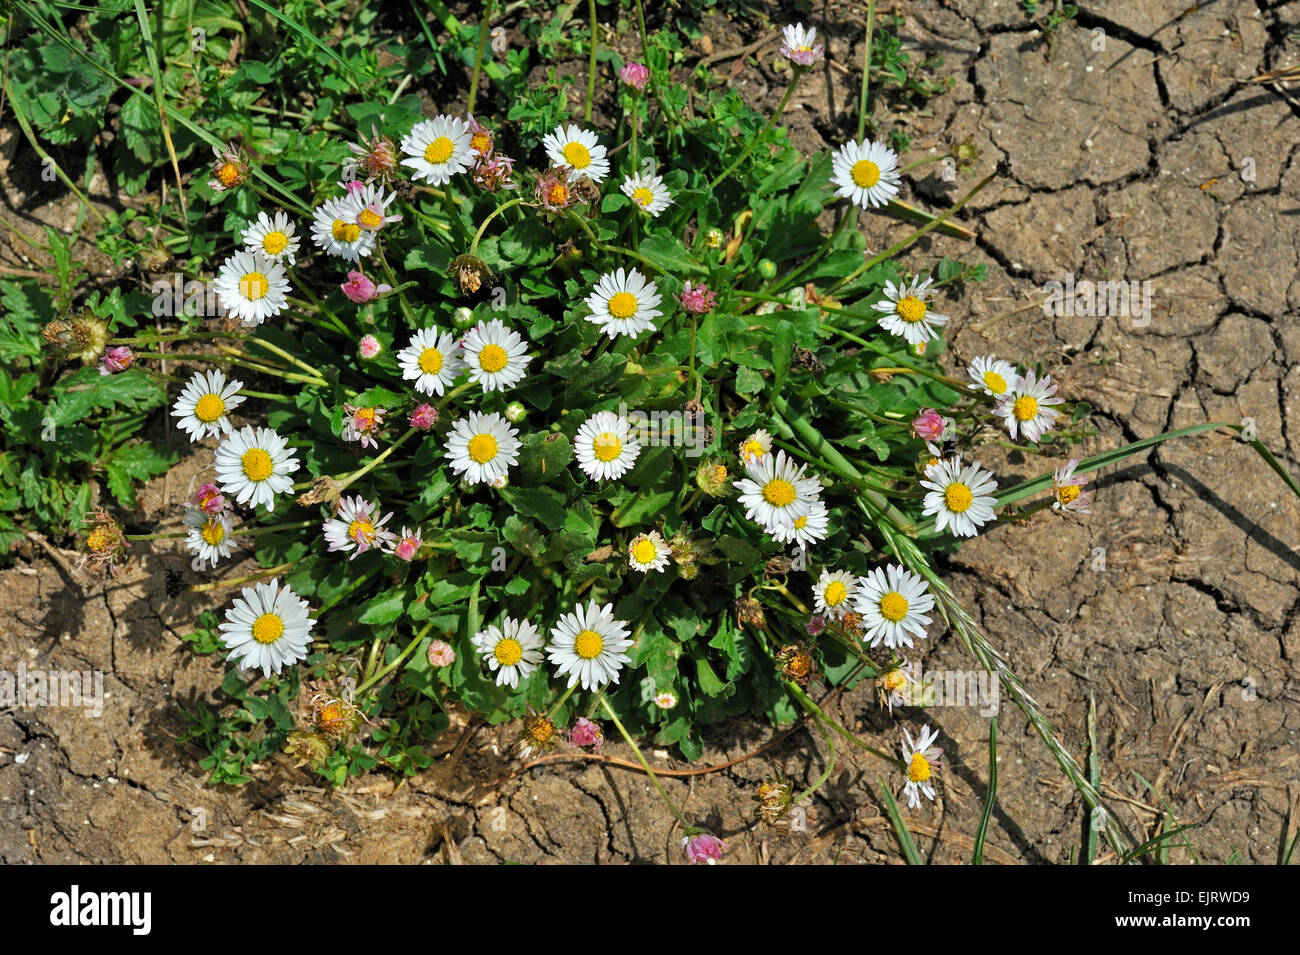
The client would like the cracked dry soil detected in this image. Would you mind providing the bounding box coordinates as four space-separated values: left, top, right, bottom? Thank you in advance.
2 0 1299 864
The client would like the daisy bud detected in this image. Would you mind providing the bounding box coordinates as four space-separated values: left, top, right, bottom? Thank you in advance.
682 831 728 865
194 483 226 515
341 270 390 303
910 408 946 442
678 280 717 315
409 403 439 431
358 334 383 359
99 345 133 375
909 340 928 358
504 401 527 424
285 730 332 766
757 258 777 280
426 639 456 668
654 690 678 710
490 473 509 489
703 227 724 249
393 526 423 562
619 61 650 90
452 305 477 330
568 717 604 750
341 179 365 196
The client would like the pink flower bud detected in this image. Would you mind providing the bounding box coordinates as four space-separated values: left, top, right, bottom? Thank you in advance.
678 281 717 315
195 483 225 515
99 345 133 375
619 62 650 90
911 408 946 442
682 832 728 865
569 717 604 750
358 334 382 359
393 526 422 562
409 403 438 432
341 270 388 303
426 638 455 667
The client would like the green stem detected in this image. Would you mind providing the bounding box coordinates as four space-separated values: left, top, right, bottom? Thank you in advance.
547 683 578 721
375 244 418 326
857 0 876 141
466 0 496 116
599 695 689 829
470 197 526 255
584 0 598 123
336 427 416 492
355 620 434 695
130 351 327 387
632 0 682 131
787 680 901 767
710 72 802 190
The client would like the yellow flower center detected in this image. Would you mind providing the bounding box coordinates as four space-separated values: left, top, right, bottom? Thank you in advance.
239 271 269 301
357 208 383 230
908 751 931 783
632 186 654 207
562 141 592 169
318 702 346 726
631 539 658 565
200 520 225 546
251 613 284 645
712 465 728 481
762 478 796 507
86 528 112 552
743 440 765 460
879 591 909 622
1013 395 1039 421
494 637 523 666
607 291 638 319
882 670 907 692
983 370 1007 395
547 182 570 205
896 296 927 323
348 518 375 542
418 346 444 375
353 407 377 430
194 393 226 423
471 131 492 154
793 515 808 529
573 629 604 659
1058 484 1081 505
241 448 273 482
478 343 508 373
262 231 288 255
593 432 622 462
424 136 454 164
851 158 881 188
824 581 848 606
216 162 240 187
468 433 498 463
331 219 361 243
944 482 973 513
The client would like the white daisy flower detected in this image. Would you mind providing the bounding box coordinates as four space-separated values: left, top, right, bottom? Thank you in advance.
733 449 822 533
321 495 398 560
876 661 915 714
350 182 403 232
445 410 520 485
213 250 290 326
171 369 245 441
309 195 377 263
967 355 1018 398
398 327 465 396
627 530 671 573
874 275 949 346
769 497 830 549
620 171 673 216
900 724 943 810
920 456 998 538
461 318 532 392
994 369 1064 443
400 115 474 186
584 267 663 340
241 209 301 265
214 425 300 513
546 600 633 691
780 22 825 66
472 616 545 688
218 577 315 679
1052 458 1094 513
830 138 901 209
574 410 641 482
854 564 935 649
739 428 773 466
813 568 856 621
183 507 235 571
542 123 610 183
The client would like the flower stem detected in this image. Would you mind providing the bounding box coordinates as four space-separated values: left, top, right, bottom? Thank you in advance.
466 0 496 116
584 0 598 123
470 197 525 255
857 0 877 141
187 561 296 593
598 694 689 829
336 427 416 493
356 620 435 695
711 71 802 190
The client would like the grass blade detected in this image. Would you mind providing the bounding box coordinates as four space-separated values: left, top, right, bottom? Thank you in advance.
877 774 924 865
244 0 363 92
131 0 189 247
972 716 997 865
1085 692 1100 865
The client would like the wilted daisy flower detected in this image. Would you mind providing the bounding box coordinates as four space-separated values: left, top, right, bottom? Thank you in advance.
218 577 315 679
322 495 397 559
813 568 856 621
739 429 773 466
585 267 663 339
920 456 998 538
621 171 673 216
830 139 901 209
542 123 610 183
1052 458 1094 513
344 125 399 183
445 410 520 485
472 616 545 689
575 410 641 481
400 115 474 186
900 724 943 810
876 661 915 713
466 113 494 157
569 717 604 750
535 164 577 213
99 345 132 375
310 196 377 263
398 327 465 396
854 564 935 649
409 403 439 431
995 369 1064 443
967 355 1017 398
351 182 402 232
184 508 235 571
627 530 671 573
214 250 290 326
519 711 558 759
78 510 128 573
874 275 949 346
208 141 249 192
241 210 300 265
461 319 532 392
392 526 422 562
171 369 245 441
780 23 824 66
214 425 299 512
474 152 517 192
734 449 821 533
341 271 391 303
546 600 634 691
341 403 385 450
194 482 226 516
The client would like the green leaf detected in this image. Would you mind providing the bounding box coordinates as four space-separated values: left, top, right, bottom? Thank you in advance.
358 590 407 626
637 233 704 276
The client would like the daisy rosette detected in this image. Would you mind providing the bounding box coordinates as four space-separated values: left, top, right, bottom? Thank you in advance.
214 425 300 512
183 508 235 571
472 616 545 689
734 449 822 535
241 209 301 265
214 250 290 326
967 355 1017 399
1052 458 1094 513
995 369 1064 443
620 170 673 216
627 530 671 573
546 600 633 691
854 564 935 649
874 275 949 346
400 115 474 186
310 196 377 263
171 369 245 442
830 138 900 209
813 568 856 621
585 267 663 340
920 456 999 538
900 724 943 810
398 327 465 396
322 495 398 559
445 410 520 485
542 123 611 183
461 318 532 392
575 410 641 481
218 577 316 679
769 497 830 549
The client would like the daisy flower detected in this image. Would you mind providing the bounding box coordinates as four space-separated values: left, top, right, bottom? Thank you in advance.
739 429 773 466
542 123 610 183
461 319 532 392
765 494 830 550
585 267 663 340
341 403 385 450
214 425 300 512
171 369 245 441
967 355 1018 398
218 577 315 679
620 171 673 216
830 139 901 209
854 564 935 649
995 369 1064 443
874 275 949 346
183 508 235 571
344 125 399 183
398 327 465 397
392 526 422 562
1052 458 1094 513
734 449 822 533
472 616 545 689
241 210 301 265
208 141 249 192
900 724 943 810
350 182 402 232
322 495 398 559
627 530 671 573
780 23 824 66
546 600 634 691
574 410 641 482
310 196 377 263
813 568 856 621
920 457 999 538
400 115 474 186
876 661 915 714
445 410 520 485
213 250 290 326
